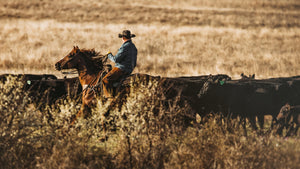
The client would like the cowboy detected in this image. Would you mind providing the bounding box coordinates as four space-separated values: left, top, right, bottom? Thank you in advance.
103 30 138 98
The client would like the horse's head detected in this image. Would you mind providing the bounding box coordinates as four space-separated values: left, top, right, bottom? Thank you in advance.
55 46 108 73
55 46 82 71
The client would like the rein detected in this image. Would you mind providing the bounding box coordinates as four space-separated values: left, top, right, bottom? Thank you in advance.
61 70 78 75
80 64 111 96
83 69 104 91
70 70 103 99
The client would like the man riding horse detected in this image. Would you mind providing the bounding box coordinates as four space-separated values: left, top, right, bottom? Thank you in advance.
54 30 137 125
103 30 138 98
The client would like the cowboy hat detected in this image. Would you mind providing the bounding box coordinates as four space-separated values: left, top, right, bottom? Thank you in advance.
118 30 136 39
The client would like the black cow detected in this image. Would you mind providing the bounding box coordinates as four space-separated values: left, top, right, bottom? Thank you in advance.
260 77 300 129
0 74 57 84
0 74 81 107
197 77 290 135
26 77 82 106
161 74 231 116
112 74 232 127
197 75 300 135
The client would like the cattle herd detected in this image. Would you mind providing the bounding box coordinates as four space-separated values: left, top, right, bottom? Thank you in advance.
0 73 299 137
0 74 81 108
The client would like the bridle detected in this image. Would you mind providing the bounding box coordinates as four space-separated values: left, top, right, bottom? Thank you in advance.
61 70 78 75
58 54 110 97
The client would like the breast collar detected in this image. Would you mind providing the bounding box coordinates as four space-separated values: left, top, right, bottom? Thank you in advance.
82 84 89 91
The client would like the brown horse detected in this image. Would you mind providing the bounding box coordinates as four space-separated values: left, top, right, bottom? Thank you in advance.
55 46 162 125
55 46 110 124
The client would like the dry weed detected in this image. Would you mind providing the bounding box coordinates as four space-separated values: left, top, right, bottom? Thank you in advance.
0 76 299 169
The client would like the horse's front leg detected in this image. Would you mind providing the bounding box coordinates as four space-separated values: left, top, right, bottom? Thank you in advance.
70 88 95 125
70 104 84 126
70 103 91 126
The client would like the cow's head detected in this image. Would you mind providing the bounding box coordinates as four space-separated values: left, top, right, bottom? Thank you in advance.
277 103 291 122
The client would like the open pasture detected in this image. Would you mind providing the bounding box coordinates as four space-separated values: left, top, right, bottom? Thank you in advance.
0 0 300 168
0 0 300 78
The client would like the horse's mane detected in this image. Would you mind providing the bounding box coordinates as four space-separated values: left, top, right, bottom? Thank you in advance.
79 48 104 70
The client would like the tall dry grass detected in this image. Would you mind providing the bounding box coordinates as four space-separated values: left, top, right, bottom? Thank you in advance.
0 77 299 169
0 19 299 79
0 0 300 168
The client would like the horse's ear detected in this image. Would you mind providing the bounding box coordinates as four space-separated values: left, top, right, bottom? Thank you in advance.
74 46 80 53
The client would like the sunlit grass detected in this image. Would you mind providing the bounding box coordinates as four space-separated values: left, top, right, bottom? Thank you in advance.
0 0 300 168
0 19 299 79
0 77 299 169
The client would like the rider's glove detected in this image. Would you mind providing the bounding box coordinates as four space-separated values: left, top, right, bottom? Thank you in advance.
106 51 112 56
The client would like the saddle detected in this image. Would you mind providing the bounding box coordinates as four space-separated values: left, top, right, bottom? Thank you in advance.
98 64 131 97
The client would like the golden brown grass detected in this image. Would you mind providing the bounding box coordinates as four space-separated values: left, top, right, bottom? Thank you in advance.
0 77 299 169
1 19 299 79
0 1 300 168
0 0 300 79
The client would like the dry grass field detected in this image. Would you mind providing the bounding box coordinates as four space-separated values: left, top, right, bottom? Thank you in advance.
1 0 300 168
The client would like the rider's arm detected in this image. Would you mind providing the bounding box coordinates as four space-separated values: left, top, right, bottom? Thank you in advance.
108 45 128 63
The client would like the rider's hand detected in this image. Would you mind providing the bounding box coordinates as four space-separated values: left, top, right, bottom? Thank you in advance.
106 51 112 56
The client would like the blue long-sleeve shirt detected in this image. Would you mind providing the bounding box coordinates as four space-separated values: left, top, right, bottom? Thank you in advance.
108 40 137 74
